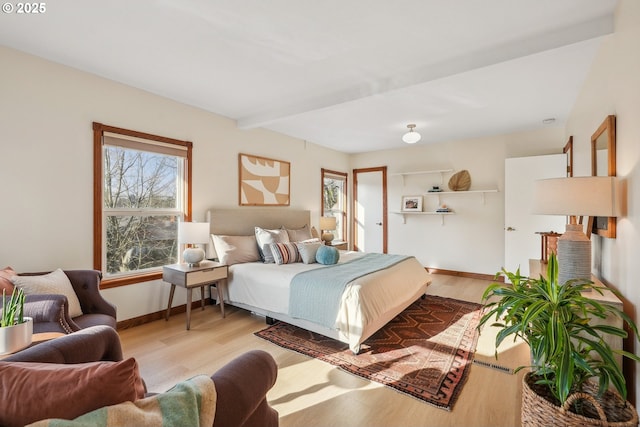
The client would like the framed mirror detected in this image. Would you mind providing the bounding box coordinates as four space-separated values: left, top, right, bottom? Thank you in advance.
563 136 573 177
590 115 616 238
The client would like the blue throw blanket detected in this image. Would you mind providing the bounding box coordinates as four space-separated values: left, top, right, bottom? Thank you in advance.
288 253 410 328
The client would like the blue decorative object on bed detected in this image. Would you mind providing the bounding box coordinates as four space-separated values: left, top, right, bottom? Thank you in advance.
289 253 410 328
315 245 339 265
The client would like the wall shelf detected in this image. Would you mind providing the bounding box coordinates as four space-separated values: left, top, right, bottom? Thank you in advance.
390 169 454 186
424 189 499 204
391 211 454 225
392 169 498 225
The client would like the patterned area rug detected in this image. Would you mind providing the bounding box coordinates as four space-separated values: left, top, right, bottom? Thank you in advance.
255 295 481 410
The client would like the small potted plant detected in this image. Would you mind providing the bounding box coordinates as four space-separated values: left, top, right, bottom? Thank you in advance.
0 288 33 354
479 253 639 426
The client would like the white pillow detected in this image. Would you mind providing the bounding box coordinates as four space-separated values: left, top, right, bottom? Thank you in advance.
296 241 323 264
255 227 289 263
211 234 260 265
12 269 83 318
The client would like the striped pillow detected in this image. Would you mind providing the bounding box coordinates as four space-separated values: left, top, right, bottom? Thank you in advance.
269 242 301 265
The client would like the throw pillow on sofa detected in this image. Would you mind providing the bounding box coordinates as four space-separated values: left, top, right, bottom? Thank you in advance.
11 269 84 318
0 358 146 427
0 266 16 295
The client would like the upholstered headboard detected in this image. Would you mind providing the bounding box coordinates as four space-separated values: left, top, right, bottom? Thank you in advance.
206 208 310 235
205 208 312 258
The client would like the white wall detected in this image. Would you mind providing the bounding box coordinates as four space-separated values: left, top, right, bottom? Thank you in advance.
350 127 565 275
564 0 640 402
0 46 349 321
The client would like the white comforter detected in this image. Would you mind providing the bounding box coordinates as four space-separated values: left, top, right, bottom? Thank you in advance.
226 251 431 352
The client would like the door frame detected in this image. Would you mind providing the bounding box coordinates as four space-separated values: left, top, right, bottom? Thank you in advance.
352 166 388 253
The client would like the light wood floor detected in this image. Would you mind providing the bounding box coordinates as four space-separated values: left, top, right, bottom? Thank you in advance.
118 274 529 427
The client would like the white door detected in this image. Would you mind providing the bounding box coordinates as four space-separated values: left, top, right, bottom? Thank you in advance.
504 154 567 276
354 168 386 253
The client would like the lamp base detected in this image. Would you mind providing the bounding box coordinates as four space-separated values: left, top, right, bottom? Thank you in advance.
321 232 335 244
557 223 591 285
183 247 205 266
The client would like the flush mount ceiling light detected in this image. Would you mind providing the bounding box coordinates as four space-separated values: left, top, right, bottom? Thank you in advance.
402 124 421 144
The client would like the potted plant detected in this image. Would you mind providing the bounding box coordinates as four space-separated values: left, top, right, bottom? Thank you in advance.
479 253 640 426
0 287 33 354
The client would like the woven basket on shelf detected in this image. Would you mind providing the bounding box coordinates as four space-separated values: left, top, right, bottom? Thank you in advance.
522 373 639 427
448 170 471 191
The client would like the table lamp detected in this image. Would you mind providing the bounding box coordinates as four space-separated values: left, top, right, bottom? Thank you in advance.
532 176 619 285
178 222 210 266
319 216 337 244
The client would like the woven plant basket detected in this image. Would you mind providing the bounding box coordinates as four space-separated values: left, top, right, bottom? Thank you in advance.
522 373 639 427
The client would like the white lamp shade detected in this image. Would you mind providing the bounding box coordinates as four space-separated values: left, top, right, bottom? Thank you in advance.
178 222 210 244
402 130 421 144
319 216 337 231
533 176 620 284
532 176 619 217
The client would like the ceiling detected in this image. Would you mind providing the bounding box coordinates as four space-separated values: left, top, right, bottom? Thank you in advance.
0 0 618 153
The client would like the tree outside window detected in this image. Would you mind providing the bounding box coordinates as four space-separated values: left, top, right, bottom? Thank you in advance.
94 123 192 287
321 169 347 241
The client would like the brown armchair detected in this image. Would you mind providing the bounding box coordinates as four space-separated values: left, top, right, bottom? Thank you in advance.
18 269 117 334
4 326 279 427
4 324 123 363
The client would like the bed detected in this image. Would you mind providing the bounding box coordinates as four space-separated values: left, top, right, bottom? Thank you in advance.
205 208 432 353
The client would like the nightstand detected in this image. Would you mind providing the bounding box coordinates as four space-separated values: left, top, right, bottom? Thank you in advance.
163 261 228 330
328 240 348 250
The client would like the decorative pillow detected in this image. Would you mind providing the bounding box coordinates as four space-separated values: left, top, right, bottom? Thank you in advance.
26 375 216 427
211 234 260 265
255 227 289 263
11 269 83 318
296 241 323 264
299 237 322 244
0 358 146 427
269 242 301 265
316 245 340 265
283 224 312 242
0 266 16 295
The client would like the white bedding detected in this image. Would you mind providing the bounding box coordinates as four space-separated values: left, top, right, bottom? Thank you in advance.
225 251 431 352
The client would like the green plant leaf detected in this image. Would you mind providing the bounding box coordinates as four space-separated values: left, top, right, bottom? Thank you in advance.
479 252 640 405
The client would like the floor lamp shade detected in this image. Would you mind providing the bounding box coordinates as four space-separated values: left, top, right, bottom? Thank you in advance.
532 177 619 285
178 222 210 265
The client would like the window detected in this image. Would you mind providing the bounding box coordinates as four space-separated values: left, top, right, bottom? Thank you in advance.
321 169 348 241
93 123 192 288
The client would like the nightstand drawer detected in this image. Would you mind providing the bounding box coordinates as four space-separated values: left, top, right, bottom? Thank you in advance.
186 267 227 286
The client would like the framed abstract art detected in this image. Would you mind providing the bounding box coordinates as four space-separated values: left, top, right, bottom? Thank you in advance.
238 153 290 206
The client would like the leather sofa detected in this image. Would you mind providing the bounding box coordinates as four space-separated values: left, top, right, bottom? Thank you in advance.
18 269 117 334
4 325 279 427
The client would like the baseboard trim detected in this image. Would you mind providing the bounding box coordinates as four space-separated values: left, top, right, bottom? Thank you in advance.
425 267 503 282
116 299 214 330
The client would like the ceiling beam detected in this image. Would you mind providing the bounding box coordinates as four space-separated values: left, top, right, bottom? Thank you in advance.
237 15 613 130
